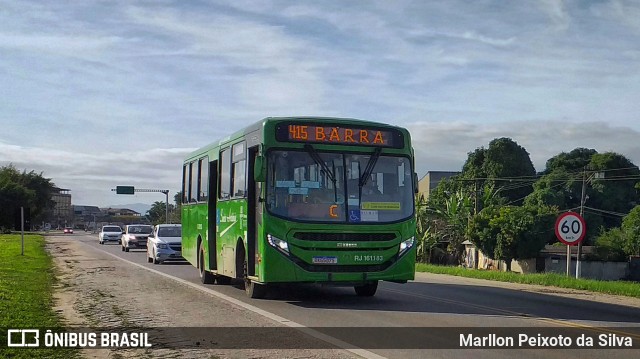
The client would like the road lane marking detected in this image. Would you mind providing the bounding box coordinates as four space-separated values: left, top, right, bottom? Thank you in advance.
76 238 386 359
381 287 640 340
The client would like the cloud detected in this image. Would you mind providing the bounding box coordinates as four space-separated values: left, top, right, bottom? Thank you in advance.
1 1 640 207
3 119 639 208
537 0 570 30
0 142 194 206
408 120 640 175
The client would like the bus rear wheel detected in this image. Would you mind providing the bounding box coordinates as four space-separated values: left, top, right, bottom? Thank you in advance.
199 247 214 284
354 281 378 297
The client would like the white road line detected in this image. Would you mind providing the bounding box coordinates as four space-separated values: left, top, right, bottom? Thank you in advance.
78 239 387 359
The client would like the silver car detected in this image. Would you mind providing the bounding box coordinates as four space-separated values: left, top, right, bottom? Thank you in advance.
146 224 182 264
121 224 152 252
99 225 122 244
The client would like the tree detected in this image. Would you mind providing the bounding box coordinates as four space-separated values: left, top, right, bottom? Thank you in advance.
415 195 439 263
146 201 175 225
20 169 56 224
594 227 627 261
467 204 556 271
171 191 182 224
0 178 35 229
542 148 596 175
621 205 640 256
430 188 474 260
0 164 56 230
587 152 640 228
461 138 536 205
526 149 640 244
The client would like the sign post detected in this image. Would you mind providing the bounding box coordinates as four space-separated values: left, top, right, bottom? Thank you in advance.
21 207 24 256
555 212 586 277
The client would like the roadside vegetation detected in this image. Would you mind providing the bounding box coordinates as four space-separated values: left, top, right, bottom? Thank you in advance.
0 164 57 233
415 138 640 288
0 234 79 358
415 263 640 298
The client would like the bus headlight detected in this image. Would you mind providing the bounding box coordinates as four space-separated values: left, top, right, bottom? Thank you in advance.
267 234 289 255
399 237 415 256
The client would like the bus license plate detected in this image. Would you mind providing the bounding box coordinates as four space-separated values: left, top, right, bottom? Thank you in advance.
312 256 338 264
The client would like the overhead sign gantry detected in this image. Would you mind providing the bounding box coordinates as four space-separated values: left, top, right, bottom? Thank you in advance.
111 186 170 223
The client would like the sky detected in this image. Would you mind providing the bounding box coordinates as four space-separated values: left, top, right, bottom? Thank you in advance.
1 0 639 208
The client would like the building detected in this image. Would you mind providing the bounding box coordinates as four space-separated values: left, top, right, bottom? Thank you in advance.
73 205 102 229
51 187 72 228
417 171 460 201
101 207 141 217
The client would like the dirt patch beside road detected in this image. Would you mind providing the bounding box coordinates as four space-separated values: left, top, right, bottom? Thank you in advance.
47 235 357 359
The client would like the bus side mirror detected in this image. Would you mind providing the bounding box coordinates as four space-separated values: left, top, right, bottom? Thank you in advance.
413 173 419 194
254 155 266 182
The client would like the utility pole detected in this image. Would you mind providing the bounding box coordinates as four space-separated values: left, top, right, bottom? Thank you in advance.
474 179 479 215
577 167 587 279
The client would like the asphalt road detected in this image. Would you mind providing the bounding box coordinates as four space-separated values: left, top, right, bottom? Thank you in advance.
65 232 640 359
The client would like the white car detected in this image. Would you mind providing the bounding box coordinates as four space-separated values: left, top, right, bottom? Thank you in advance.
121 224 153 252
147 224 182 264
99 225 122 244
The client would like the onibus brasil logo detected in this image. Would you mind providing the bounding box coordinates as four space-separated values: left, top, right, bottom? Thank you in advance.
7 329 152 348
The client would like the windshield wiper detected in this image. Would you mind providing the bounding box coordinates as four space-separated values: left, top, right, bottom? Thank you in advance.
304 144 338 202
359 148 382 194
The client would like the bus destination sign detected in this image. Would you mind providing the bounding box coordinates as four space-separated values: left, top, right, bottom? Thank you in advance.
276 123 403 148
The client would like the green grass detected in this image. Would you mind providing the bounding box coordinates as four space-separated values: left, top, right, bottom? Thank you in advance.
0 234 80 358
416 263 640 298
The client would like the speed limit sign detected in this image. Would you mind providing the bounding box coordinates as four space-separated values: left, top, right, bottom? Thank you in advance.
555 212 586 246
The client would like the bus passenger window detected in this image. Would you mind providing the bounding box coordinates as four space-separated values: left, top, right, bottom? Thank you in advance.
232 159 246 197
189 161 197 202
198 157 209 201
220 149 231 200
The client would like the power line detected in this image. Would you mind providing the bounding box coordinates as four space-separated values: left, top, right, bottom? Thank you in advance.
583 206 627 217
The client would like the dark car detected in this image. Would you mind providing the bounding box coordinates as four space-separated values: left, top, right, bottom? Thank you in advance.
63 227 74 234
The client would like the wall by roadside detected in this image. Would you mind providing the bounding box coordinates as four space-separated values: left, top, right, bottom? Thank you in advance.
463 242 636 281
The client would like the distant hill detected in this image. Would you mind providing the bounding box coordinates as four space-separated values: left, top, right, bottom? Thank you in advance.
108 203 152 216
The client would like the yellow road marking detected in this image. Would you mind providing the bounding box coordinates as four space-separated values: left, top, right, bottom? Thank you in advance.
381 287 640 340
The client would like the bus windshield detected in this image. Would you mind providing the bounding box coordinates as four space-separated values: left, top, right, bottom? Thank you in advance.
266 150 414 223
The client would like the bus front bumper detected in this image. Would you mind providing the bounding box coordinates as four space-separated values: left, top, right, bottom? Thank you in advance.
260 246 416 284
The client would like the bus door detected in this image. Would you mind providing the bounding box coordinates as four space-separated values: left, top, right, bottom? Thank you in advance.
247 146 259 277
208 159 218 271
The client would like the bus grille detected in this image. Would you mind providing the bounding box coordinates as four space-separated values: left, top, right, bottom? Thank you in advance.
293 232 396 242
293 259 394 273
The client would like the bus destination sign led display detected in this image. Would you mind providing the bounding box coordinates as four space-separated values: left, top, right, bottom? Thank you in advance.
276 123 403 148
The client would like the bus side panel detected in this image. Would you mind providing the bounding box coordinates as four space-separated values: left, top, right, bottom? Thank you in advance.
182 204 197 267
217 199 247 278
193 203 209 267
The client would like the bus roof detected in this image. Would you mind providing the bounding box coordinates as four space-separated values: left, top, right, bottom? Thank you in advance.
185 116 407 160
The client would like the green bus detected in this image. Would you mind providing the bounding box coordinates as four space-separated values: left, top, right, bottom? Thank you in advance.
181 117 417 298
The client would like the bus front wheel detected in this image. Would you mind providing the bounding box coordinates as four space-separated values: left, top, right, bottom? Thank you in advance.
243 256 266 299
245 279 267 299
354 281 378 297
199 247 214 284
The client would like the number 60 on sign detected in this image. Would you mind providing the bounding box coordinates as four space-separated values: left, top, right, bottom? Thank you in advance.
554 212 586 246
